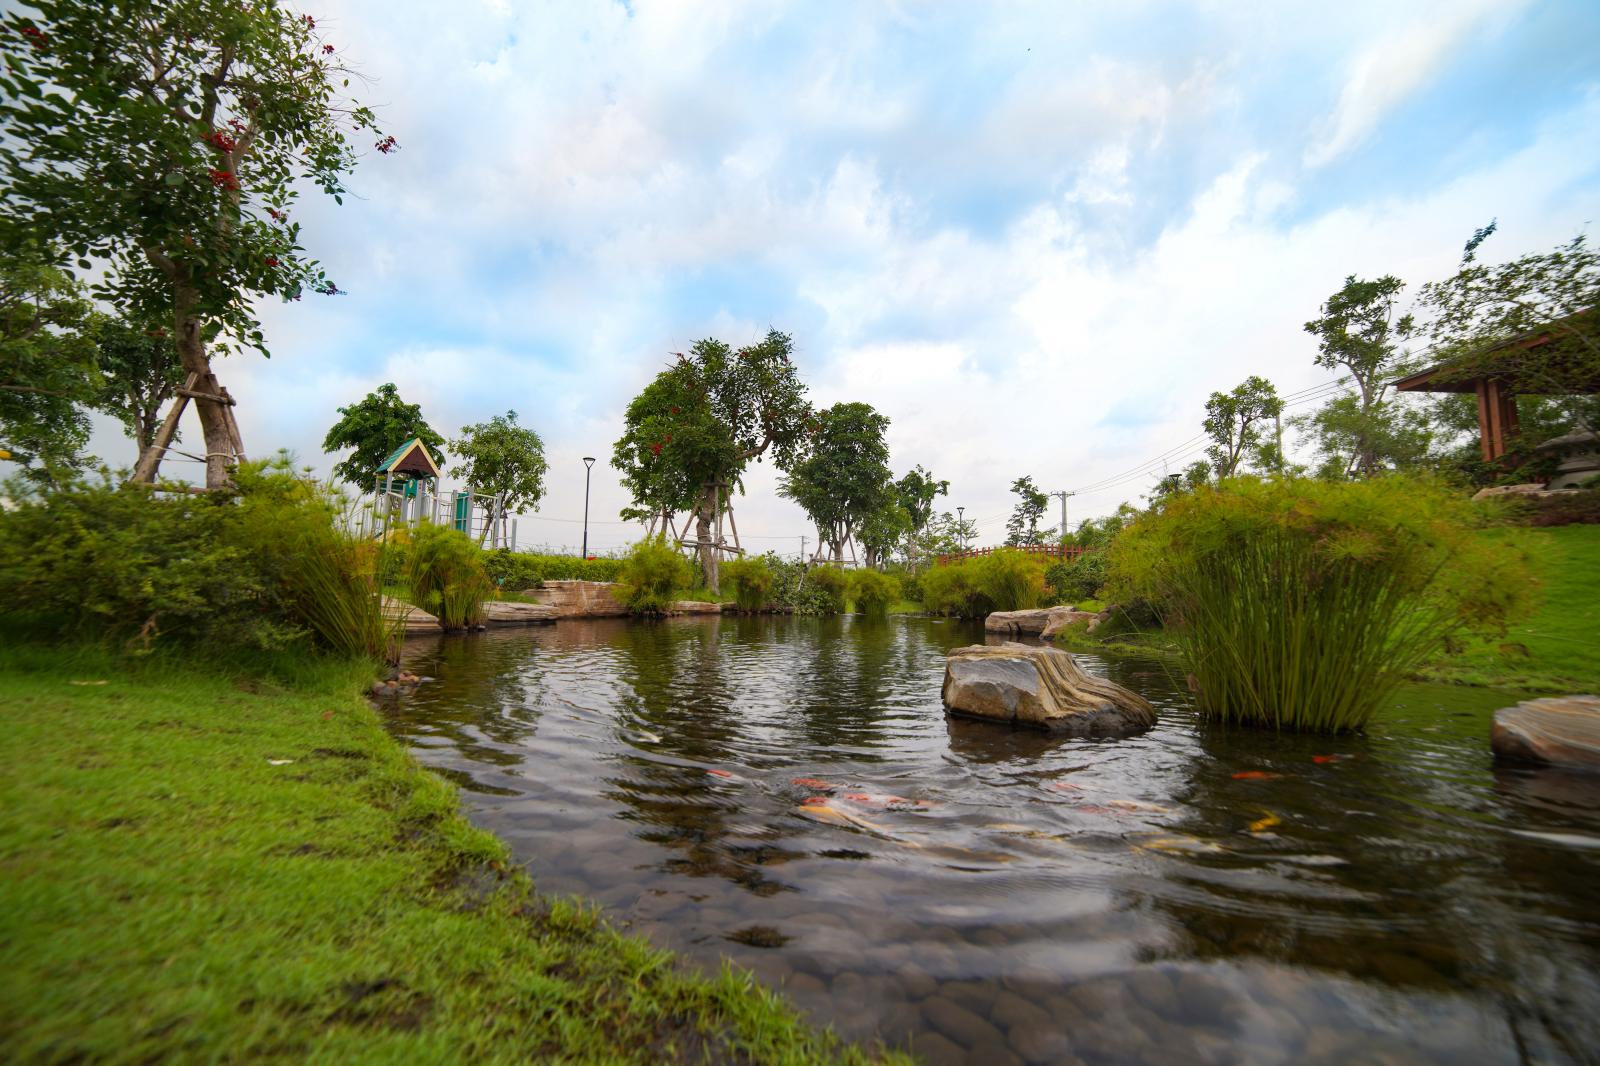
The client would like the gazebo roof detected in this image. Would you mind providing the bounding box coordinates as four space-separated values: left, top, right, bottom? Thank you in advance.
377 437 441 479
1394 312 1599 396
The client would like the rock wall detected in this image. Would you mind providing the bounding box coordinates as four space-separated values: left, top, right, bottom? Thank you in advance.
521 580 629 619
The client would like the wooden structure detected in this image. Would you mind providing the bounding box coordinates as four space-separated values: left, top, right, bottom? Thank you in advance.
675 480 745 563
936 544 1093 566
132 370 246 485
1394 317 1599 462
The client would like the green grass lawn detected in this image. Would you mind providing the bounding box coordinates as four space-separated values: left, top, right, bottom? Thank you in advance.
1418 523 1600 692
0 641 898 1064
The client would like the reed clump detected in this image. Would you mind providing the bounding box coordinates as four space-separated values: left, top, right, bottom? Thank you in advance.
849 568 900 618
404 522 492 630
721 555 774 612
1107 475 1530 732
614 535 695 616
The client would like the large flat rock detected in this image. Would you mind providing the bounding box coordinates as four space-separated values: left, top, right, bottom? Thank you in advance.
382 596 441 633
670 600 723 615
520 580 628 619
482 600 559 626
986 606 1101 637
942 642 1155 736
1492 696 1600 771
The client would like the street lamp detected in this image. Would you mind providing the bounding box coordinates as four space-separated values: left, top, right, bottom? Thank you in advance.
581 457 596 559
957 506 966 552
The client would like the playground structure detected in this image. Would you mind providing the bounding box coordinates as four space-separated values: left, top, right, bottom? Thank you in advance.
355 437 520 549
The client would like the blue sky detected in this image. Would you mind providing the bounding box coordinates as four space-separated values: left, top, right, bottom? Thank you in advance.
97 0 1600 552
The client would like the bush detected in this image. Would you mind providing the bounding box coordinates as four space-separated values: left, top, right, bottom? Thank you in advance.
973 549 1048 611
1107 475 1531 733
721 556 774 612
808 565 851 614
481 550 623 590
761 555 834 614
1045 552 1106 603
850 569 900 617
919 559 989 618
886 562 922 604
405 522 492 630
0 458 394 658
614 536 694 615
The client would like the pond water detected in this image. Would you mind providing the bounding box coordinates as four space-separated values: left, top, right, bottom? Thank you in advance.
386 615 1600 1065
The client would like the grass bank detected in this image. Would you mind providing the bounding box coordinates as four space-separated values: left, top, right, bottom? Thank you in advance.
0 641 897 1064
1045 524 1599 694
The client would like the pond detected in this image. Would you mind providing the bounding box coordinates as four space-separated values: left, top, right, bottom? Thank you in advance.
386 615 1600 1065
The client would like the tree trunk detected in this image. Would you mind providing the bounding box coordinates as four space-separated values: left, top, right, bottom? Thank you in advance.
696 482 718 592
134 287 238 489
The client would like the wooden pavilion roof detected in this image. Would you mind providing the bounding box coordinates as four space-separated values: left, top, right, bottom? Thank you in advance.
1393 312 1599 396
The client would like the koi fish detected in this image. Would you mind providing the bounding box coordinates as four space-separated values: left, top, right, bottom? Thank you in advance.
1105 799 1169 814
1231 771 1282 781
842 792 933 809
796 800 910 841
1048 781 1086 792
791 777 835 789
1248 811 1281 833
705 769 734 779
1312 754 1353 764
1133 833 1227 856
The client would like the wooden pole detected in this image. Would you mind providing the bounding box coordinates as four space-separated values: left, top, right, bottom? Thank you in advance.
131 373 197 483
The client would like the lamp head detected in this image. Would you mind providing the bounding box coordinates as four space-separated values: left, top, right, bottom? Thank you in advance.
582 456 596 468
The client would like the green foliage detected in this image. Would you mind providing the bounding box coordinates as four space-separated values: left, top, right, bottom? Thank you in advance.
93 314 183 458
1005 475 1053 546
403 523 491 630
0 456 390 655
780 401 894 561
721 556 774 612
323 383 447 486
614 536 695 616
1204 375 1284 477
848 569 900 618
0 251 97 479
482 550 623 589
449 410 548 546
921 549 1049 617
612 330 810 588
1045 552 1105 602
1107 475 1531 732
808 565 851 615
759 554 834 614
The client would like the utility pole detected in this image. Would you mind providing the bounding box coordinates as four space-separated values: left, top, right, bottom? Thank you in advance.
1050 491 1075 542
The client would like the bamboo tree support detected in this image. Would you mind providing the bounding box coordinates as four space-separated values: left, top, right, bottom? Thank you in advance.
132 370 246 487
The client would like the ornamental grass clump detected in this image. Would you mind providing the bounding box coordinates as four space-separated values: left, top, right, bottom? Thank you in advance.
849 569 900 618
404 522 492 630
615 535 694 616
1107 476 1530 733
808 565 851 615
974 549 1048 611
721 556 774 612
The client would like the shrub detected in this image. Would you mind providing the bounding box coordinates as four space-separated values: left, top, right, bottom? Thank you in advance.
481 550 623 590
973 549 1048 611
614 536 694 615
886 562 922 604
808 565 851 614
721 556 774 612
405 522 492 630
762 554 834 614
920 559 989 618
1044 552 1106 603
1107 475 1531 733
850 569 900 617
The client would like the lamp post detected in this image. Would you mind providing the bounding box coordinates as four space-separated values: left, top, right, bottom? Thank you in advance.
956 506 966 553
581 457 596 559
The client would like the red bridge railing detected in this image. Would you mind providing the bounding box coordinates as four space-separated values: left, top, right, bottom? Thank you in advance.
934 544 1094 566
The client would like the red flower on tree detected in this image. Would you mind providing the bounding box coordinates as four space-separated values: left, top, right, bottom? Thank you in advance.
266 207 286 222
207 169 239 190
650 443 663 456
205 130 237 152
374 135 398 155
322 43 335 54
264 256 279 267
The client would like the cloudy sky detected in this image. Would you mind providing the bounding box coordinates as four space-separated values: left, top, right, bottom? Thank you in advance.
93 0 1600 553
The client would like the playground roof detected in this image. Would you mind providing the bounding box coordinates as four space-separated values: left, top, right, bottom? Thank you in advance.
377 437 441 479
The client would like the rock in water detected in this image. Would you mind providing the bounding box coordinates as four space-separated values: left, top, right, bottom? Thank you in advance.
942 642 1156 736
1491 696 1600 772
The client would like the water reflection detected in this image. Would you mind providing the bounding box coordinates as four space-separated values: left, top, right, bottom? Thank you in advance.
386 616 1600 1064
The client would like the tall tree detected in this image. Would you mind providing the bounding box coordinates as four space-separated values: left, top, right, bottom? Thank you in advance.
1204 376 1283 477
896 466 949 538
1412 226 1600 436
1300 274 1421 476
94 316 184 458
450 411 547 548
1005 475 1053 547
0 251 97 479
0 1 392 489
322 383 447 487
779 401 894 564
613 330 811 591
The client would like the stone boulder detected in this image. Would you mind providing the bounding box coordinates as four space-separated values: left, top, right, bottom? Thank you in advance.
382 596 441 633
520 580 628 619
942 642 1156 736
986 605 1102 637
1040 608 1108 639
1491 696 1600 772
482 600 559 627
670 600 723 615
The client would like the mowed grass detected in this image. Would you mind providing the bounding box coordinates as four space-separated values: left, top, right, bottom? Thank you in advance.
0 641 899 1065
1420 523 1600 692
